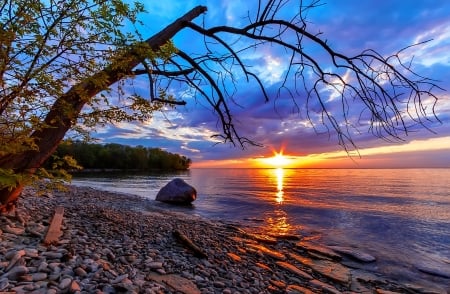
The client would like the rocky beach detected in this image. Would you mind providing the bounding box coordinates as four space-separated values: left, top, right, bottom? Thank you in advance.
0 185 449 294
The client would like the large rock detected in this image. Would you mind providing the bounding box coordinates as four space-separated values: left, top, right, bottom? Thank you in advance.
155 178 197 205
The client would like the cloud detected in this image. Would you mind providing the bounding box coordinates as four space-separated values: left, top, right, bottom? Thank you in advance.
87 1 450 168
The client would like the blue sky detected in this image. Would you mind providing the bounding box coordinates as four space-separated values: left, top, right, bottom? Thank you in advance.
93 1 450 168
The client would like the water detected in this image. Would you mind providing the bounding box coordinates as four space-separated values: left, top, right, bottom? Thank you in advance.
73 168 450 285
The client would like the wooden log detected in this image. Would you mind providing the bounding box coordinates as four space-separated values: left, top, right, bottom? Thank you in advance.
43 206 64 245
172 230 207 258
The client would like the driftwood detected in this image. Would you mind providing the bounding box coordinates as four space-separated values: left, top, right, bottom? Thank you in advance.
172 230 207 258
43 206 64 245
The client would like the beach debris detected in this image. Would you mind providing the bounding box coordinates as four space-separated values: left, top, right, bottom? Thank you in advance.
155 178 197 205
43 206 64 245
172 229 207 258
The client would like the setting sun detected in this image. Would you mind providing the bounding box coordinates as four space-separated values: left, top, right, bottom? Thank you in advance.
263 152 290 168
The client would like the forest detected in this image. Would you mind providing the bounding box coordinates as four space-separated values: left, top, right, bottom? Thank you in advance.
48 141 192 171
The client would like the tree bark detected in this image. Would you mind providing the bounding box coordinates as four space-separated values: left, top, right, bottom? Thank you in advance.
0 5 207 211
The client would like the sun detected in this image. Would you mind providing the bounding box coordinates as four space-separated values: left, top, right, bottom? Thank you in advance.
265 152 290 168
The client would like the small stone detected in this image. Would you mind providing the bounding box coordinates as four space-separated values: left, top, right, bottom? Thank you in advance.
59 277 72 289
0 279 9 291
43 252 63 259
147 262 163 269
70 280 81 292
213 281 226 288
38 261 49 272
4 225 25 235
5 265 29 280
74 267 88 277
32 272 48 281
5 250 26 272
24 248 39 258
111 274 128 284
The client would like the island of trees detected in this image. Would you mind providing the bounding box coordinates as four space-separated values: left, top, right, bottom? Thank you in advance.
48 141 191 171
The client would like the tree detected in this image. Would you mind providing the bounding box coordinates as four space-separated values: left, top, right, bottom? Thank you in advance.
0 0 440 211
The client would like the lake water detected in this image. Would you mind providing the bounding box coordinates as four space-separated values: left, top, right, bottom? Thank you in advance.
73 168 450 287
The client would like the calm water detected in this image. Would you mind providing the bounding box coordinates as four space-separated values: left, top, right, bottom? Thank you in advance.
73 168 450 285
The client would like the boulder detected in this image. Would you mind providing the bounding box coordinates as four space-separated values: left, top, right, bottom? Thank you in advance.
155 178 197 205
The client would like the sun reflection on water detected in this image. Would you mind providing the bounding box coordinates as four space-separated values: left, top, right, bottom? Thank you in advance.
263 168 292 235
275 168 284 204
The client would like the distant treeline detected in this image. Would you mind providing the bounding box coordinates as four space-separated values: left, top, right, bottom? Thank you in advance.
50 141 192 171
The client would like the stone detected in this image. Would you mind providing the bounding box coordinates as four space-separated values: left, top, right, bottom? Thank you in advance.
328 246 376 263
286 284 315 294
4 265 29 280
3 225 25 235
58 277 72 289
309 279 341 294
226 252 242 262
290 253 350 285
246 243 286 260
296 242 342 260
147 273 201 294
275 261 313 280
415 263 450 279
70 280 81 292
155 178 197 204
32 272 48 281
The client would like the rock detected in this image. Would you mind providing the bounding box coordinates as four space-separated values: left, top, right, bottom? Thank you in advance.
246 243 286 260
147 273 201 294
328 246 376 263
309 279 341 294
70 280 81 292
275 261 313 280
3 225 25 235
4 265 29 280
58 277 72 289
227 252 242 262
296 242 342 261
32 272 48 281
290 253 350 285
286 284 315 294
416 263 450 279
155 178 197 204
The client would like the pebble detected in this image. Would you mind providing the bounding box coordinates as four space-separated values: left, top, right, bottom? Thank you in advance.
0 185 446 294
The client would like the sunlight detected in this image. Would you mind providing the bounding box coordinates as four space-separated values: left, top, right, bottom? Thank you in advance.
275 168 284 204
264 151 291 168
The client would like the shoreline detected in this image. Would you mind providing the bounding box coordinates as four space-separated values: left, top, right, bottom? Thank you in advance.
0 185 448 293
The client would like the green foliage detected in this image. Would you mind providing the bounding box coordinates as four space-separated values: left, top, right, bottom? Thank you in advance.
0 0 181 191
46 141 192 171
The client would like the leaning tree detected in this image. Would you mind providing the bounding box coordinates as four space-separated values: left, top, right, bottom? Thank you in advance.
0 0 440 211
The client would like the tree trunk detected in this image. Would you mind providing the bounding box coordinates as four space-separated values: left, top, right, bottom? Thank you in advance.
0 6 207 211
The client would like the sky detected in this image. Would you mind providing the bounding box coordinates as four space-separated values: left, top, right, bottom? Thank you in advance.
92 0 450 168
